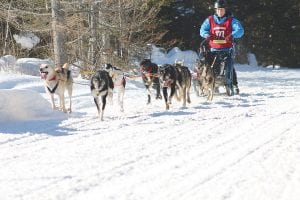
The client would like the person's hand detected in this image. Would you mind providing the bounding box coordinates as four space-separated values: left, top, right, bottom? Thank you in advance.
225 35 232 42
206 35 213 41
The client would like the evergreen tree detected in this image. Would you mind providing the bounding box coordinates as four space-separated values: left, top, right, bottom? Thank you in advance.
234 0 300 67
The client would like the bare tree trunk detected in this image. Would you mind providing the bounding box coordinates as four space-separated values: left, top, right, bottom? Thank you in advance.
3 2 12 55
117 0 122 58
99 16 111 64
45 0 49 10
51 0 67 69
88 2 96 66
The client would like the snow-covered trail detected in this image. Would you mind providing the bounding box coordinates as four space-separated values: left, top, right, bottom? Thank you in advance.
1 65 300 200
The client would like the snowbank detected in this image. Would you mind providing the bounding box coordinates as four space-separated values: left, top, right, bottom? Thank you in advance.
151 45 199 69
0 56 51 76
15 58 52 76
0 89 65 122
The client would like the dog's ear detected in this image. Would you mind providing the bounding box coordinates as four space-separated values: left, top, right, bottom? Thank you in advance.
200 58 205 65
175 59 184 66
140 59 151 67
104 63 113 70
196 58 205 67
62 63 69 70
159 64 168 72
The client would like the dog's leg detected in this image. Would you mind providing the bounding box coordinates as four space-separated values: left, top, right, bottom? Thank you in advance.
155 84 162 99
182 87 187 107
208 78 215 101
162 87 169 110
60 93 67 113
67 84 73 113
208 88 213 101
108 88 113 106
100 94 107 121
175 82 182 101
93 97 101 118
157 88 162 100
50 93 57 110
187 82 191 104
199 79 205 95
193 79 200 97
145 85 151 104
169 85 176 106
154 79 162 99
118 87 125 112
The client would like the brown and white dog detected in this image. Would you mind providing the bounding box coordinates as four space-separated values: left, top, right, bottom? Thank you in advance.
39 63 73 113
103 63 126 112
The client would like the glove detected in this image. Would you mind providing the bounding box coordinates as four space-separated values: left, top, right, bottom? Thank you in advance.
206 35 213 41
225 35 232 42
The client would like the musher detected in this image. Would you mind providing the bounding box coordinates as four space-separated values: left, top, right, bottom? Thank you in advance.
200 0 244 95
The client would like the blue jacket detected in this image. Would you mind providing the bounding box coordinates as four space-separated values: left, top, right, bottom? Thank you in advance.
200 14 244 52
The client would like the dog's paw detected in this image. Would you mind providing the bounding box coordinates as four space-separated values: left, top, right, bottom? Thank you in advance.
156 94 162 99
166 104 170 110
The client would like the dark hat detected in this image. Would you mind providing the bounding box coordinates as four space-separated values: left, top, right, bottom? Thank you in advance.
214 0 227 9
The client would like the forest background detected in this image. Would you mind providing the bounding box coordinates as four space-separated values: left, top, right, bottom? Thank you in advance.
0 0 299 70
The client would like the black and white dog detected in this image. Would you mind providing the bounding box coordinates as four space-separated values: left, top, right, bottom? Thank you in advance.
159 63 191 110
174 62 192 108
103 63 126 112
159 64 177 110
140 59 162 104
90 70 114 121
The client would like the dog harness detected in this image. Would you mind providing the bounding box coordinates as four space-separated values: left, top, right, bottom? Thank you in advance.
47 75 59 93
47 82 59 94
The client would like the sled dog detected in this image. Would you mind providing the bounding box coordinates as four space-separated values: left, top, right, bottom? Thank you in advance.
174 62 192 108
90 70 114 121
39 63 73 113
195 58 215 101
159 63 191 110
140 59 162 104
196 40 235 100
103 63 126 112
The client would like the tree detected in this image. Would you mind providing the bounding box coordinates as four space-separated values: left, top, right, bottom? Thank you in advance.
233 0 300 67
51 0 67 68
0 0 171 69
158 0 209 50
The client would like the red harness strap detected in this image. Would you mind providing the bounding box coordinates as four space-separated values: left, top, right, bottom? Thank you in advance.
49 75 57 81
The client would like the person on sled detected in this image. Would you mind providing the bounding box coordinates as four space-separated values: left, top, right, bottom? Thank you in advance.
200 0 244 95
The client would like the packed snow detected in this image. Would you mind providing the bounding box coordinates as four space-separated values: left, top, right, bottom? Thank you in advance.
1 48 300 200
